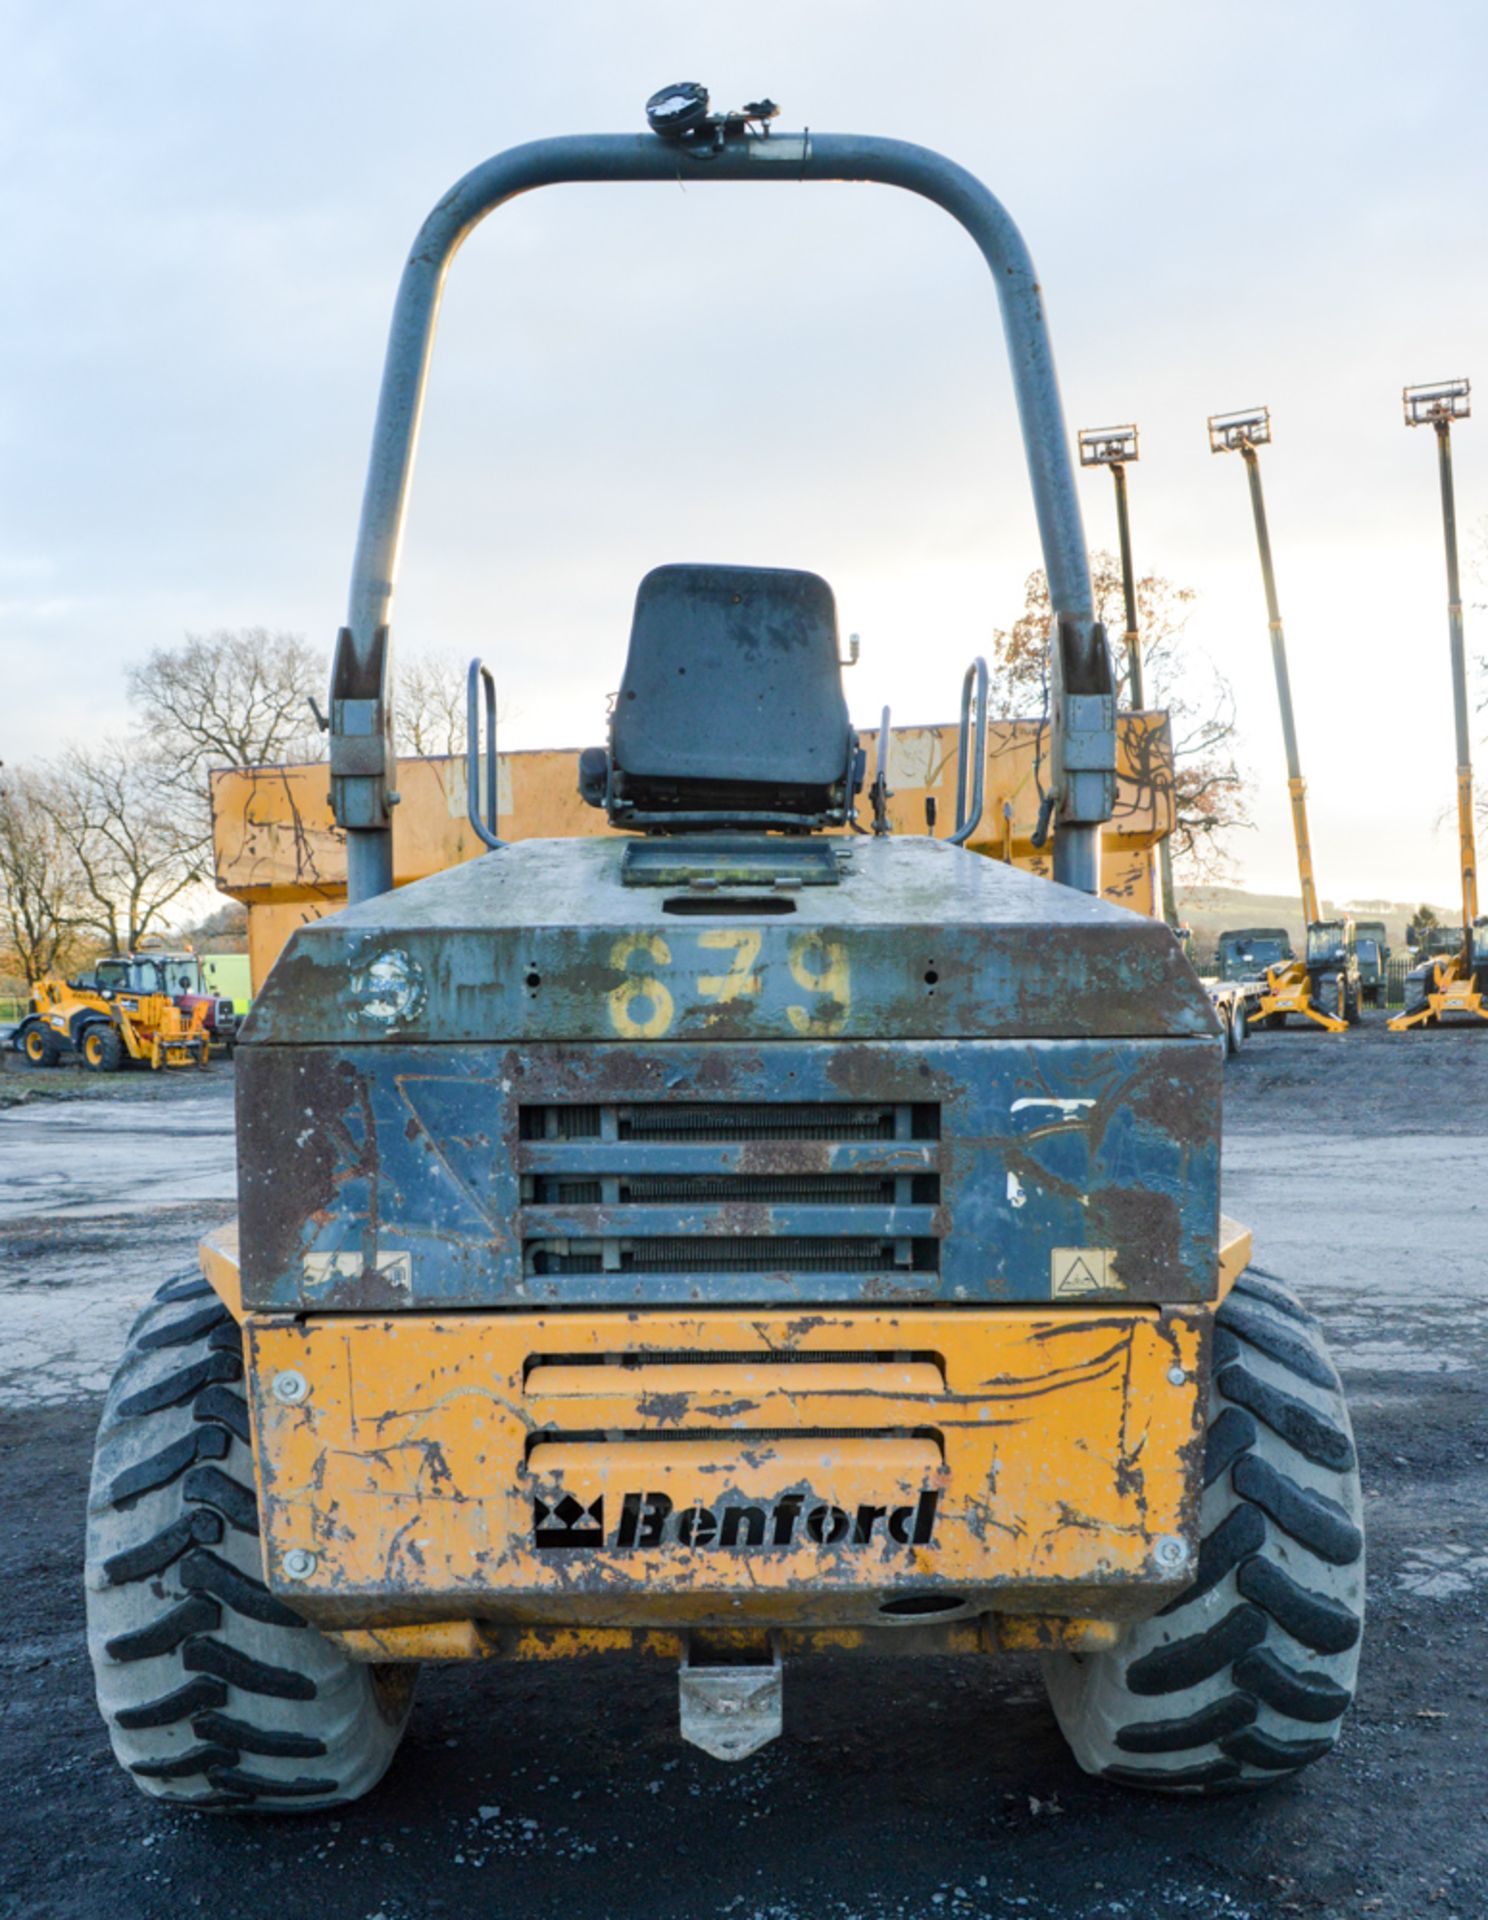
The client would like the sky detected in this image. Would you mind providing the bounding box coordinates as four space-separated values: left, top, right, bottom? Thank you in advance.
2 0 1486 907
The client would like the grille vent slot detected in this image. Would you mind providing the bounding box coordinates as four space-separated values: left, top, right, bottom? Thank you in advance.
521 1101 939 1143
528 1174 940 1205
528 1237 942 1276
518 1100 942 1283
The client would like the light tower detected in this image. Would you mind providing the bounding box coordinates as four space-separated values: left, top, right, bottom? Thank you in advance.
1403 379 1476 968
1077 425 1144 702
1208 406 1320 930
1078 423 1175 923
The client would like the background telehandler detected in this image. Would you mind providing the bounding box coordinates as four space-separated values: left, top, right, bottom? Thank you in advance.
84 89 1364 1811
88 950 240 1053
15 969 211 1071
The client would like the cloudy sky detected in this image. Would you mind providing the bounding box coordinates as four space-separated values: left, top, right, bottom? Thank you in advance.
3 0 1485 906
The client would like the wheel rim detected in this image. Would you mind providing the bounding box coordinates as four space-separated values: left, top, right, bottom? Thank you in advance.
25 1031 45 1061
85 1034 102 1065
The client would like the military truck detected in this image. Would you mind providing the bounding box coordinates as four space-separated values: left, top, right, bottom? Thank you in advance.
1215 926 1294 982
1352 920 1389 1009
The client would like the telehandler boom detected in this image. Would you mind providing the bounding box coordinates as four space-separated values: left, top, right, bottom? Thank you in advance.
85 89 1363 1811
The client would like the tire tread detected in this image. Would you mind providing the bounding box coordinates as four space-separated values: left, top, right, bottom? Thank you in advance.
1039 1269 1363 1796
86 1287 415 1811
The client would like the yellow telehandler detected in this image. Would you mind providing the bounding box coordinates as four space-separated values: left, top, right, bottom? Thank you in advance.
15 972 211 1071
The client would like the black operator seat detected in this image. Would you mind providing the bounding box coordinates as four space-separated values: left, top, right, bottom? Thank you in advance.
583 563 860 829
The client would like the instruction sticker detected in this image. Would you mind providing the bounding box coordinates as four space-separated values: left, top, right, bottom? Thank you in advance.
1050 1248 1121 1298
303 1250 413 1294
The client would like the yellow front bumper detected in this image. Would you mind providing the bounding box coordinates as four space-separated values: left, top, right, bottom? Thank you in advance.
232 1293 1209 1634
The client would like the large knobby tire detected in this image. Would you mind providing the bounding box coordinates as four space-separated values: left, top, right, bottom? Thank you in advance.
23 1025 59 1067
86 1274 416 1810
1041 1269 1364 1793
82 1024 124 1072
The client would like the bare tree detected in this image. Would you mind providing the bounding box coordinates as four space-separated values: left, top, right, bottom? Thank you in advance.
130 627 481 773
125 629 328 863
0 765 92 985
7 631 396 978
394 651 475 759
38 742 204 954
127 629 327 775
990 552 1251 889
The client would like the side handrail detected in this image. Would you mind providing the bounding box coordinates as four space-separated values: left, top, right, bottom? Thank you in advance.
870 705 894 836
465 658 504 850
947 656 989 846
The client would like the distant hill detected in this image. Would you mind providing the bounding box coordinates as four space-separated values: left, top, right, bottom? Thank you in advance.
1175 885 1455 951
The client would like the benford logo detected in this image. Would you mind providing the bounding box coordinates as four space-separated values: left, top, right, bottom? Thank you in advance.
533 1489 940 1551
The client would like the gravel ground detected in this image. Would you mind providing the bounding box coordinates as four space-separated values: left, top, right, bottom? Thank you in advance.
1 1022 1484 1920
0 1045 228 1112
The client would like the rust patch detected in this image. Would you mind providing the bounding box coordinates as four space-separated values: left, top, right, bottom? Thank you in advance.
635 1389 691 1426
239 1049 374 1304
1086 1186 1187 1298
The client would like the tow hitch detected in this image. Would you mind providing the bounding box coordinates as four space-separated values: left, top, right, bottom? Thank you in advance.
678 1635 784 1762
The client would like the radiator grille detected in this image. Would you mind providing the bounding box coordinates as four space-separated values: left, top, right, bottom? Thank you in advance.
518 1100 942 1282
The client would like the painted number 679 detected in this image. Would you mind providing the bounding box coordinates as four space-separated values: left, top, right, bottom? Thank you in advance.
606 929 850 1039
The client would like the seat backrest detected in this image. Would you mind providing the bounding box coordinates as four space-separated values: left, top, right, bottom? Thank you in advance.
606 563 856 825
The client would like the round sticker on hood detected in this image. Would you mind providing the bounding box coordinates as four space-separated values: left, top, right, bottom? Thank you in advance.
346 947 427 1027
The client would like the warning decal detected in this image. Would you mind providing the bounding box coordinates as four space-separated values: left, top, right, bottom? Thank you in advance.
303 1250 413 1294
1050 1248 1121 1297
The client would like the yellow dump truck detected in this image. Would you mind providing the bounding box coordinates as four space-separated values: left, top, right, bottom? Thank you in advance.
84 97 1362 1816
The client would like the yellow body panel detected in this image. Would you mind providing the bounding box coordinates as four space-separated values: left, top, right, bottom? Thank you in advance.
211 714 1176 990
242 1304 1207 1632
324 1615 1120 1663
199 1220 244 1318
1216 1215 1252 1302
200 1216 1245 1658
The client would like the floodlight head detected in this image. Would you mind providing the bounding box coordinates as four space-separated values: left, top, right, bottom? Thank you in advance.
1078 424 1139 467
1208 407 1271 455
1403 378 1470 427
